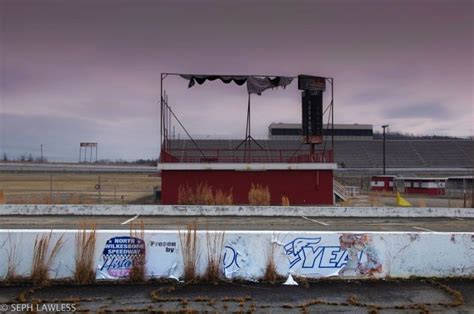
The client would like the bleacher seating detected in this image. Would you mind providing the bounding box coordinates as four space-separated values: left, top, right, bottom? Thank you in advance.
165 139 474 168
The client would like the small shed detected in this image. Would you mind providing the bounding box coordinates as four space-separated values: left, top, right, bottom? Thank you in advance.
397 177 446 196
370 175 396 192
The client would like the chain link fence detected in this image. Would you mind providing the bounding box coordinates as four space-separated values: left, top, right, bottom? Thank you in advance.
335 173 473 208
0 173 161 205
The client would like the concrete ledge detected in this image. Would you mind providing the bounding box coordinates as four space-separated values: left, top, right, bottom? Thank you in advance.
158 162 338 170
0 204 473 218
0 230 472 280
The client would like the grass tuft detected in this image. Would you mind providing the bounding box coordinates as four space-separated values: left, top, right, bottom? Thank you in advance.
74 223 97 284
214 188 233 205
281 195 290 206
129 220 146 282
204 227 225 282
178 183 233 205
248 183 271 205
31 232 64 286
179 221 199 281
5 232 19 282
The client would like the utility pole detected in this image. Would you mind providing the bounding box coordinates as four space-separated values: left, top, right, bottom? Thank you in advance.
382 125 389 175
40 144 44 162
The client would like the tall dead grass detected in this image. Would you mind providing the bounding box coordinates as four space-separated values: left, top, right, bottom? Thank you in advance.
178 183 233 205
129 220 146 282
248 184 271 205
214 188 233 205
74 224 96 284
31 232 64 286
281 195 290 206
204 228 225 282
5 233 19 282
179 221 199 281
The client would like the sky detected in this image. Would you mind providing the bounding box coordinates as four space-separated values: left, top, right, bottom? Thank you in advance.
0 0 473 161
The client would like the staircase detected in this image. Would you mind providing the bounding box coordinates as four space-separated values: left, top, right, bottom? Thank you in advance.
333 179 359 202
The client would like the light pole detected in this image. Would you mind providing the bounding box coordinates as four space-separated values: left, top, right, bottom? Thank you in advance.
382 125 389 175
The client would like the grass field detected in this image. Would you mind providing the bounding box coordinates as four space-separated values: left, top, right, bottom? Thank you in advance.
0 172 161 204
0 171 469 207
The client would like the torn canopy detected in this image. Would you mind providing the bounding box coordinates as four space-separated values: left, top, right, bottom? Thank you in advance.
180 75 293 95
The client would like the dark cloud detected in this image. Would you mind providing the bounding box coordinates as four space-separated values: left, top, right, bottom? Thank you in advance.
0 0 472 161
383 102 452 120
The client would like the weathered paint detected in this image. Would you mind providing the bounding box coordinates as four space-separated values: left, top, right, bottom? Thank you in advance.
161 169 334 205
0 230 472 280
1 204 473 218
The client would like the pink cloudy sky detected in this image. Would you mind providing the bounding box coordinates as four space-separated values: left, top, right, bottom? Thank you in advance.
0 0 472 161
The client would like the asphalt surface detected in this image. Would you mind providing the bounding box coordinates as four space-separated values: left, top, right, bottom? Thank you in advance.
0 279 472 313
0 215 473 232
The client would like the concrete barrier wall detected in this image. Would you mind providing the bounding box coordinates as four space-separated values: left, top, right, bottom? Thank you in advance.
0 230 472 281
0 204 473 218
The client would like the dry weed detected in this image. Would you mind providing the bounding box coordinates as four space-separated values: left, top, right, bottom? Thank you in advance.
281 195 290 206
74 223 97 284
5 232 19 282
178 183 233 205
179 221 199 281
248 184 271 205
204 228 225 282
129 220 146 282
214 188 233 205
31 232 64 286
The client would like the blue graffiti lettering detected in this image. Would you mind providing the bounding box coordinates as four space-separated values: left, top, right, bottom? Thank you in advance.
223 246 240 269
284 238 363 270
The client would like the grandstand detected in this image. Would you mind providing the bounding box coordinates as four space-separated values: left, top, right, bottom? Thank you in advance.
167 139 474 170
268 123 373 140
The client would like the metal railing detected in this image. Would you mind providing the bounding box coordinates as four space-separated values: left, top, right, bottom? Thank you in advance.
160 148 334 163
333 179 359 201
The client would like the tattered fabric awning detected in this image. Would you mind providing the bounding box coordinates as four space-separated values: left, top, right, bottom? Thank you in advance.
180 75 293 95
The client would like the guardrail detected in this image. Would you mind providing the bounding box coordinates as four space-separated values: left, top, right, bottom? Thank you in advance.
160 148 334 163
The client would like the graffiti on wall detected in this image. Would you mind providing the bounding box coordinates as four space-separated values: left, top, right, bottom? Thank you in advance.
283 237 364 274
223 245 240 270
95 233 382 280
339 234 382 276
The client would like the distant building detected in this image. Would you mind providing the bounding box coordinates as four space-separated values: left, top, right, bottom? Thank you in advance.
268 123 373 140
370 175 396 192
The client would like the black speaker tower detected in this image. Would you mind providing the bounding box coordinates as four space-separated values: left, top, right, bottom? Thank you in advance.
302 90 323 144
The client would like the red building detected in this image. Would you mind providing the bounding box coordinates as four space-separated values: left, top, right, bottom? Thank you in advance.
158 73 336 205
370 175 396 192
398 177 446 196
159 151 336 205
